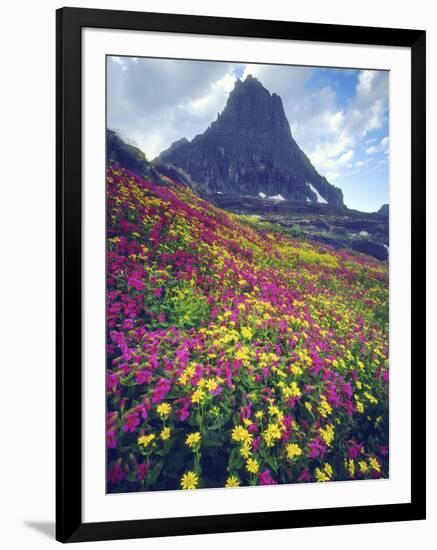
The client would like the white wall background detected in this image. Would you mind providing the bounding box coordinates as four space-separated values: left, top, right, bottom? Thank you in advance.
0 0 434 548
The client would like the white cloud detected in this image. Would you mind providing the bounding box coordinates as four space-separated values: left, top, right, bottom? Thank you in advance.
181 73 237 117
338 150 354 163
271 69 389 181
366 136 389 155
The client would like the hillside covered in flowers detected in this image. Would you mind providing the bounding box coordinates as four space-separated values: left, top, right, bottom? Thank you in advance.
106 165 389 492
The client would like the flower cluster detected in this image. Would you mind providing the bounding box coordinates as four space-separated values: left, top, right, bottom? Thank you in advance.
106 165 389 492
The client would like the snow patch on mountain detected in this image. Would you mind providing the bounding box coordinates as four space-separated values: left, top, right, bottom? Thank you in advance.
307 183 328 204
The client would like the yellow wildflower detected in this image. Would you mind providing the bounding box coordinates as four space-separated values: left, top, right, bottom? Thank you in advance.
364 391 378 405
369 457 381 473
137 434 155 448
315 463 333 482
319 424 335 447
206 378 218 392
285 443 302 460
246 458 259 474
262 423 282 447
240 441 252 459
358 460 368 474
354 395 365 413
225 475 240 488
191 389 206 404
156 402 171 418
180 471 199 490
268 404 280 416
160 427 171 441
185 432 201 448
241 326 253 340
235 347 251 362
281 381 302 399
231 425 251 443
318 395 332 418
291 365 303 376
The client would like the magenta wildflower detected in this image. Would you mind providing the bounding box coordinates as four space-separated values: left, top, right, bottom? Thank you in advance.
259 469 278 485
122 410 140 433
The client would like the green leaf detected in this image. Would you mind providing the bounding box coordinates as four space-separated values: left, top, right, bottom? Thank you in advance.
147 461 163 485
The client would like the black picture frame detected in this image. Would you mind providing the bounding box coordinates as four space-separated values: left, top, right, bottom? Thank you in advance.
56 6 426 543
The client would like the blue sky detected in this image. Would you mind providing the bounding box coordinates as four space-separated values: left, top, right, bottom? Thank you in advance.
107 57 389 212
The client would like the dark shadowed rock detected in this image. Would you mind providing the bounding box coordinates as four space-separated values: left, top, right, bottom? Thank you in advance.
376 203 389 218
107 129 162 183
155 75 344 206
352 239 388 261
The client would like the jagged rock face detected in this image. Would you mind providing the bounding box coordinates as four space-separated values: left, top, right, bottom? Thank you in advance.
155 75 344 206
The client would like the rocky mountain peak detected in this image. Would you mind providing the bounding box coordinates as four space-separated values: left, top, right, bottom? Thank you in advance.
212 75 292 140
155 75 344 206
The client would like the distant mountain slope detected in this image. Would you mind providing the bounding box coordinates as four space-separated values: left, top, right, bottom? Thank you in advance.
107 129 162 183
376 204 389 218
155 75 344 206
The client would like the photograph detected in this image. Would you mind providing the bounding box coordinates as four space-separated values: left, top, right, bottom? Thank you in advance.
105 56 390 493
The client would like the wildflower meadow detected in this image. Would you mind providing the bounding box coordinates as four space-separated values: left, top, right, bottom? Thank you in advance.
106 165 389 492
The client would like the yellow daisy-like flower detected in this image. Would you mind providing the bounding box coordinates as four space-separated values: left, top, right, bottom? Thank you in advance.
206 378 218 392
347 458 355 477
364 391 378 405
191 389 206 404
285 442 302 460
225 475 240 488
315 463 333 482
318 395 332 418
137 434 156 448
231 425 251 443
241 326 253 340
358 460 368 474
354 394 365 413
235 347 251 362
255 410 264 420
262 423 282 447
240 441 252 459
268 404 280 416
369 457 381 473
180 471 199 490
246 458 259 474
281 381 302 399
185 432 201 448
304 402 313 413
319 424 335 447
291 364 303 376
160 427 171 441
156 402 171 418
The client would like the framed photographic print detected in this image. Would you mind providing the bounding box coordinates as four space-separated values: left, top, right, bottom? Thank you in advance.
56 7 426 543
